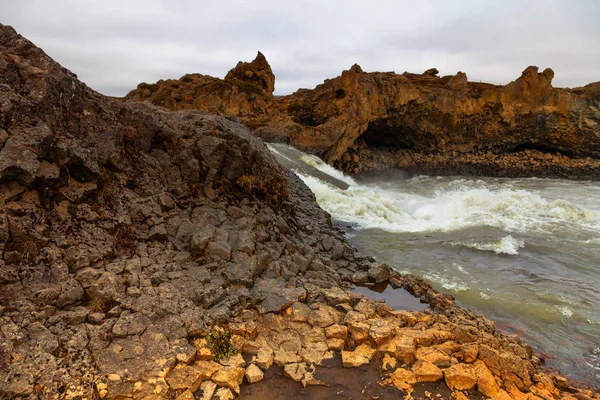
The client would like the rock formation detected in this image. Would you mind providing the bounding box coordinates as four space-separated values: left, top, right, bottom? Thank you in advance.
1 23 599 400
126 52 600 180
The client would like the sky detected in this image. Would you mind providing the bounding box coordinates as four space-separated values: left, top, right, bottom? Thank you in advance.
2 0 599 96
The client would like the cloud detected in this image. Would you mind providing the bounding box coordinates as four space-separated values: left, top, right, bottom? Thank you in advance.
2 0 599 95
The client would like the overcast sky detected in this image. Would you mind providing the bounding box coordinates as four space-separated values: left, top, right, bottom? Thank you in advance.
2 0 599 96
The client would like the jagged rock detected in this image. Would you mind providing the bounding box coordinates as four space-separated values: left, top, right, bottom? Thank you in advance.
382 354 398 371
254 347 274 370
341 343 376 367
273 348 300 366
412 360 443 383
378 332 417 364
390 367 417 391
244 364 264 383
324 324 347 339
369 318 395 344
416 346 452 367
213 387 235 400
1 22 599 400
194 361 221 381
199 381 217 400
165 364 204 391
225 51 275 93
211 367 245 394
443 363 477 391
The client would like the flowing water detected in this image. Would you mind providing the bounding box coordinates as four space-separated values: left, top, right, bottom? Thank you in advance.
268 143 600 387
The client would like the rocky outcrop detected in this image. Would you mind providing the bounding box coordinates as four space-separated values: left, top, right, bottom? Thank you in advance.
1 23 599 400
0 24 359 399
126 53 600 180
124 52 274 123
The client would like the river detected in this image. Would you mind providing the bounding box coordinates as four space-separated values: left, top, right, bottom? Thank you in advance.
268 142 600 387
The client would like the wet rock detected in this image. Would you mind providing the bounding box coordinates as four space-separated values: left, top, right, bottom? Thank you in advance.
368 264 390 283
382 353 398 371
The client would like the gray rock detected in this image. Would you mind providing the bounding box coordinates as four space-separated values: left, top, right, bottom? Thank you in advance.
56 279 85 307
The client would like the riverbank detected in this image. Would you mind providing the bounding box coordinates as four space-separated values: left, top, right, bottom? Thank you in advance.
334 146 600 181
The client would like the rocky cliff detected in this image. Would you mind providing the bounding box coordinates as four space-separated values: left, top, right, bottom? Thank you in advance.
127 53 600 179
1 24 599 400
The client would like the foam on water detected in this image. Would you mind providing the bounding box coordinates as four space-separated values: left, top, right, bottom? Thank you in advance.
423 272 470 292
296 172 599 236
450 235 525 255
298 153 357 186
557 305 574 318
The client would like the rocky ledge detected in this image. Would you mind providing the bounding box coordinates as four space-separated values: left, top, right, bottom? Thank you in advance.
126 52 600 180
0 24 599 400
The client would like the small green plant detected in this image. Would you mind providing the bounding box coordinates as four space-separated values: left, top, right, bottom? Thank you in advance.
205 329 236 362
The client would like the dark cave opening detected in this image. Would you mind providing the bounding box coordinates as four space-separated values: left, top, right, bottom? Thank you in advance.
359 119 414 149
509 142 575 157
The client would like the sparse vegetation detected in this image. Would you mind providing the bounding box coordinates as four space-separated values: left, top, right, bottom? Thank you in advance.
205 329 236 362
87 297 106 313
236 175 268 199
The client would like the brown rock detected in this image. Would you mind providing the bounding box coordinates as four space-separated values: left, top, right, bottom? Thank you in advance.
368 318 395 344
194 361 221 380
211 367 245 394
390 367 416 391
326 338 345 351
381 354 398 371
324 324 348 339
341 344 376 367
165 364 204 392
244 364 264 384
443 363 477 391
378 332 417 364
273 349 300 367
411 360 443 383
254 347 274 370
416 346 452 367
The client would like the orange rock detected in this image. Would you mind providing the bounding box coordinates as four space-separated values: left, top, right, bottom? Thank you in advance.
341 344 376 367
443 363 477 391
390 367 416 391
411 360 443 383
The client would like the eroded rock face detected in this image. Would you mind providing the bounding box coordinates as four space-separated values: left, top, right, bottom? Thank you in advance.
126 51 600 180
124 52 275 122
0 24 367 399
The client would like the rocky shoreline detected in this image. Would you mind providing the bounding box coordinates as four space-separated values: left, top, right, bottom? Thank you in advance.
334 145 600 181
0 23 599 400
